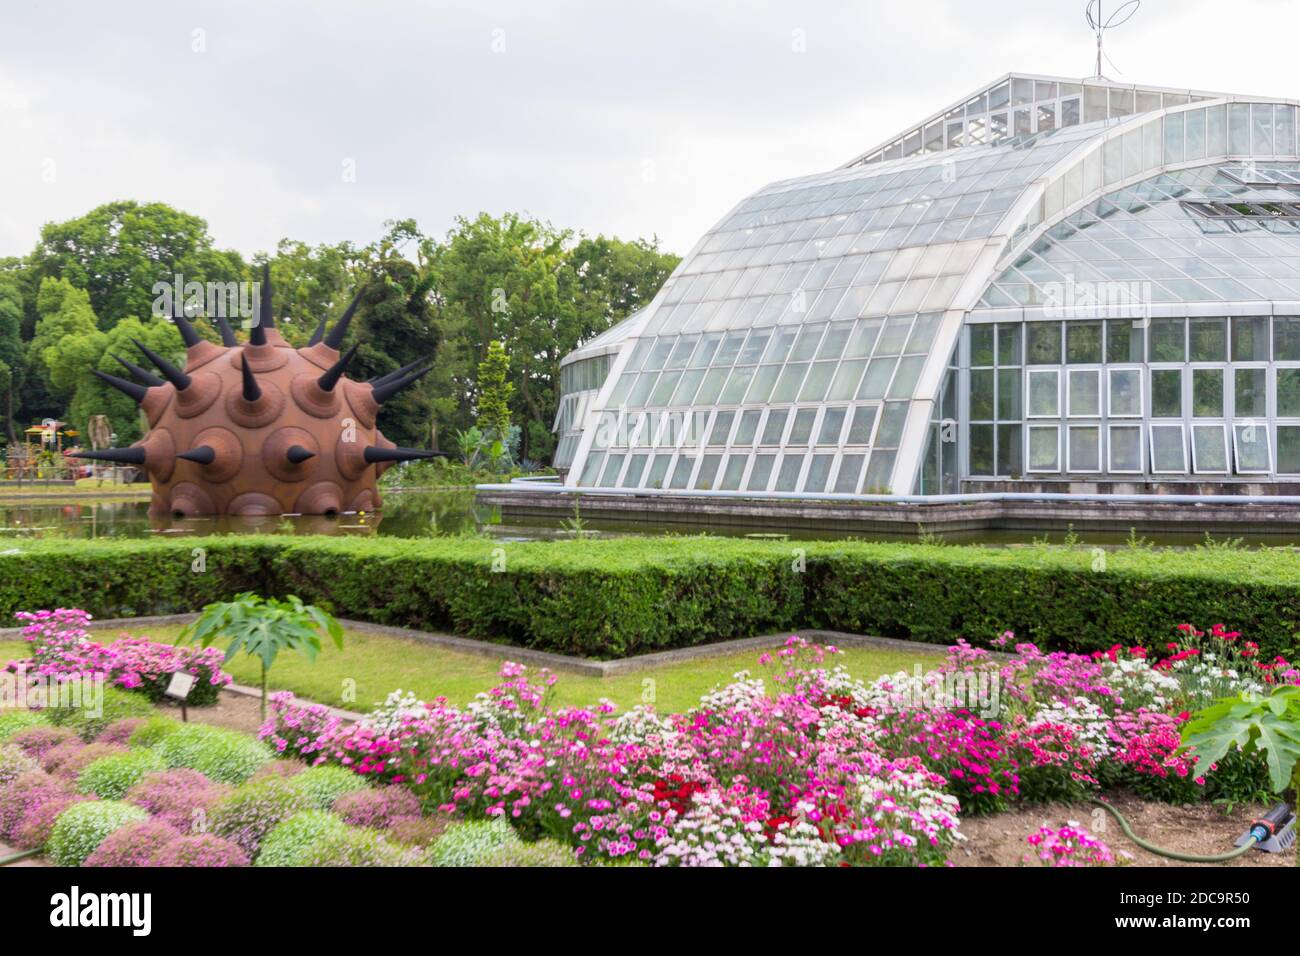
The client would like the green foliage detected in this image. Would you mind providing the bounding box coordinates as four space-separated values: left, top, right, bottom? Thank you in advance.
76 748 166 800
152 723 271 784
46 686 155 742
0 743 40 786
474 340 513 441
1182 685 1300 793
288 765 370 811
255 810 349 867
7 536 1300 662
483 837 578 867
298 825 415 866
0 710 51 743
46 800 149 865
209 777 311 859
179 591 343 718
426 816 520 867
127 715 184 750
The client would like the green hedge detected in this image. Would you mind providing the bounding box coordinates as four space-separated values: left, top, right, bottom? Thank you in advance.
1 537 1298 661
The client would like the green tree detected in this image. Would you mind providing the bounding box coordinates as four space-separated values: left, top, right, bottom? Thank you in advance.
474 339 513 440
28 201 246 330
0 279 23 441
263 238 358 345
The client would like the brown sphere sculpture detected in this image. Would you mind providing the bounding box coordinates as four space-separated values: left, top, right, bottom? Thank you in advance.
73 268 440 518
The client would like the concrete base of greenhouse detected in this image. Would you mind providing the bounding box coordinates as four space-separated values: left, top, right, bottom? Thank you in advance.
477 487 1300 536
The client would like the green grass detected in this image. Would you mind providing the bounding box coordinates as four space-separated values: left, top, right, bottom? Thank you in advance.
0 627 935 715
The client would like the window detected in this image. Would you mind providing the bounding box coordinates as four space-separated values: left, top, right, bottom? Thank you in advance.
1233 424 1271 474
833 454 864 493
1150 319 1186 362
1191 368 1224 418
1151 369 1183 418
1028 369 1060 416
1277 426 1300 474
1189 319 1227 362
1274 317 1300 361
1067 369 1100 416
1232 317 1269 362
760 410 789 445
1109 368 1142 416
1027 425 1060 472
969 424 994 475
1067 425 1101 472
719 454 746 490
1026 322 1062 364
1066 322 1102 364
1278 369 1300 417
1150 424 1187 473
1107 320 1144 363
1108 425 1143 473
746 454 775 491
1191 424 1228 474
1234 368 1266 418
846 405 877 444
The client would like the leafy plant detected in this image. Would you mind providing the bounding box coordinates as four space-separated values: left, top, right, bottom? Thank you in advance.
1181 684 1300 861
178 592 343 719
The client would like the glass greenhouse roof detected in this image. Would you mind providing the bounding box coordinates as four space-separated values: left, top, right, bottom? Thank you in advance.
980 162 1300 309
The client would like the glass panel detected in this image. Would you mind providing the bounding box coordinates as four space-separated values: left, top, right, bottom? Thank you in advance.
707 410 735 446
644 454 671 489
665 336 698 369
857 358 896 399
771 363 810 403
1150 424 1186 473
1109 425 1142 472
762 326 798 364
799 361 838 401
1192 368 1223 418
845 319 881 358
846 405 878 444
1234 368 1266 419
733 409 762 446
1151 369 1183 417
790 324 827 361
888 356 924 399
997 368 1021 419
669 455 696 489
643 338 674 371
746 454 774 491
719 454 747 490
1068 369 1100 416
1026 322 1062 364
969 424 994 475
621 453 648 488
804 454 834 492
649 370 682 405
774 454 804 492
1279 426 1300 474
1028 425 1059 471
744 365 781 403
760 409 788 445
1068 425 1101 471
719 366 754 403
997 324 1021 366
1150 318 1186 362
599 453 625 486
1233 423 1270 474
1107 319 1144 363
694 366 730 405
1066 322 1102 363
695 454 722 490
875 403 907 446
1232 317 1270 362
817 322 853 359
1191 424 1228 473
1274 317 1300 361
787 408 817 445
738 330 771 364
1189 318 1227 362
818 407 846 445
671 368 706 405
970 325 995 366
1109 368 1142 416
863 450 895 492
716 331 748 364
875 316 913 355
832 454 864 493
997 423 1021 476
827 359 866 400
1277 369 1300 417
1028 369 1059 416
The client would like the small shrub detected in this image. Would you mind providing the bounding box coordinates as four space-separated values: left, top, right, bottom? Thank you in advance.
0 710 50 742
209 778 310 858
125 769 230 834
49 742 128 782
483 838 578 867
0 771 68 842
76 749 167 800
83 819 179 867
38 739 87 774
7 725 77 761
150 833 249 867
95 717 147 746
153 724 270 784
48 686 155 742
298 826 415 867
0 743 40 786
46 800 148 866
332 787 421 830
387 815 447 848
289 765 369 811
249 760 306 782
255 810 348 867
127 715 183 750
12 791 95 850
426 817 520 867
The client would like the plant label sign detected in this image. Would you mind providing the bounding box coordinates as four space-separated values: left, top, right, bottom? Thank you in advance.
165 671 196 700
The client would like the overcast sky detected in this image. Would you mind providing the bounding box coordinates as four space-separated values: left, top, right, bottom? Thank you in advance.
0 0 1296 261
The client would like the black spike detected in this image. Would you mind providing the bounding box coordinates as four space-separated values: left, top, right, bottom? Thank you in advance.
132 339 191 390
249 321 267 346
362 445 447 465
240 354 262 402
72 446 146 465
173 314 201 348
317 342 358 392
91 368 148 403
212 314 237 347
109 354 165 388
370 356 429 388
307 317 327 347
286 445 316 464
178 446 216 465
371 364 432 404
259 263 275 329
324 286 364 350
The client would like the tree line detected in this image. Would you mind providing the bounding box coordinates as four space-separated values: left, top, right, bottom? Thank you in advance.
0 201 679 463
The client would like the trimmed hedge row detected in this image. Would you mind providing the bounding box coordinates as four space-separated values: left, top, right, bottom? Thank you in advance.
2 536 1298 661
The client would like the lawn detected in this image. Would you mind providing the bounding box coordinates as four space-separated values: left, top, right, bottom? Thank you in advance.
0 626 938 715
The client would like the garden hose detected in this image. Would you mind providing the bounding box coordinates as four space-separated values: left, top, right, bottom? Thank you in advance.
1091 799 1266 863
0 847 42 867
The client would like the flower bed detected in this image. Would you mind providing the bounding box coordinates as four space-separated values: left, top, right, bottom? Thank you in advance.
4 609 231 706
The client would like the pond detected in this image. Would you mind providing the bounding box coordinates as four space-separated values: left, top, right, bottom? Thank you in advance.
2 488 1300 549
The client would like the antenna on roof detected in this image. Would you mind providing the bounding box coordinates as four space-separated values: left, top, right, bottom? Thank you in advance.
1085 0 1140 79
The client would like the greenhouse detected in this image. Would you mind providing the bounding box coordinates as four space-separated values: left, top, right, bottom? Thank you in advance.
557 73 1300 494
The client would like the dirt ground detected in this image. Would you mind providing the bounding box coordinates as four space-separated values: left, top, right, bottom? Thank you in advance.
158 692 275 736
955 791 1295 867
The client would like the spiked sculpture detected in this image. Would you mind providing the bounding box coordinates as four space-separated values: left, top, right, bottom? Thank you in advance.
75 266 439 517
